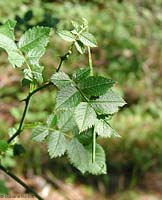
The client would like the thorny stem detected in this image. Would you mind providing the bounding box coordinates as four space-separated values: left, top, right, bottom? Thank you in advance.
56 43 74 72
7 82 53 143
0 164 43 200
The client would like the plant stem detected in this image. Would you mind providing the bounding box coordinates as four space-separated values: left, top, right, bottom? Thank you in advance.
88 46 93 76
92 126 96 162
56 43 74 72
7 82 53 143
0 164 44 200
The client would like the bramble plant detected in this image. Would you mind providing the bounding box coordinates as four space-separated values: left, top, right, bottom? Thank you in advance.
0 18 126 199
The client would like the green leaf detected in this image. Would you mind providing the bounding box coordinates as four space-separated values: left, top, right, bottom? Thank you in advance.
86 144 107 175
95 119 119 137
26 47 45 65
18 26 50 53
47 114 57 128
74 40 85 54
31 126 49 142
80 76 115 97
13 144 25 156
58 30 75 42
51 71 72 89
47 131 67 158
73 67 90 83
79 32 97 47
23 69 33 81
91 89 126 114
71 20 79 31
56 86 81 110
74 102 97 132
32 64 44 83
0 21 24 67
58 109 76 132
0 20 16 40
67 138 88 174
0 140 8 152
76 128 93 145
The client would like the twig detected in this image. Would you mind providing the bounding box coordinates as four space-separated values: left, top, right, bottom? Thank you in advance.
0 164 43 200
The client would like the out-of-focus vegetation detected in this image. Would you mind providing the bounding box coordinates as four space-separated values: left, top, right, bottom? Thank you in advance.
0 0 162 198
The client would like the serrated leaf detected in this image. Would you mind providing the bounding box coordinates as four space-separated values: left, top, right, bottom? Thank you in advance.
0 20 16 40
74 102 97 132
0 21 24 67
47 114 57 128
80 76 115 97
95 119 119 137
26 47 45 65
47 131 67 158
18 26 50 53
58 30 75 42
23 69 33 81
0 140 8 152
67 138 88 174
58 109 76 132
51 71 72 89
32 64 44 83
86 144 107 175
56 86 81 110
79 32 97 47
91 89 126 114
73 67 90 82
31 126 49 142
74 40 85 54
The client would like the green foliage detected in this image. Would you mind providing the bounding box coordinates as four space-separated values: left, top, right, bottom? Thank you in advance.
47 131 67 158
56 86 81 110
0 19 125 176
79 76 115 96
91 89 126 114
67 138 88 174
32 126 49 142
74 102 97 132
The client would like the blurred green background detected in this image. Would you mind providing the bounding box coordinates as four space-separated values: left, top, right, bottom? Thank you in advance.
0 0 162 199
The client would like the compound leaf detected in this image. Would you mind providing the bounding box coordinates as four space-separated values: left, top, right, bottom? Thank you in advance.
47 131 67 158
31 126 49 142
67 138 88 174
56 86 81 110
74 102 97 132
80 76 115 97
91 89 126 114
